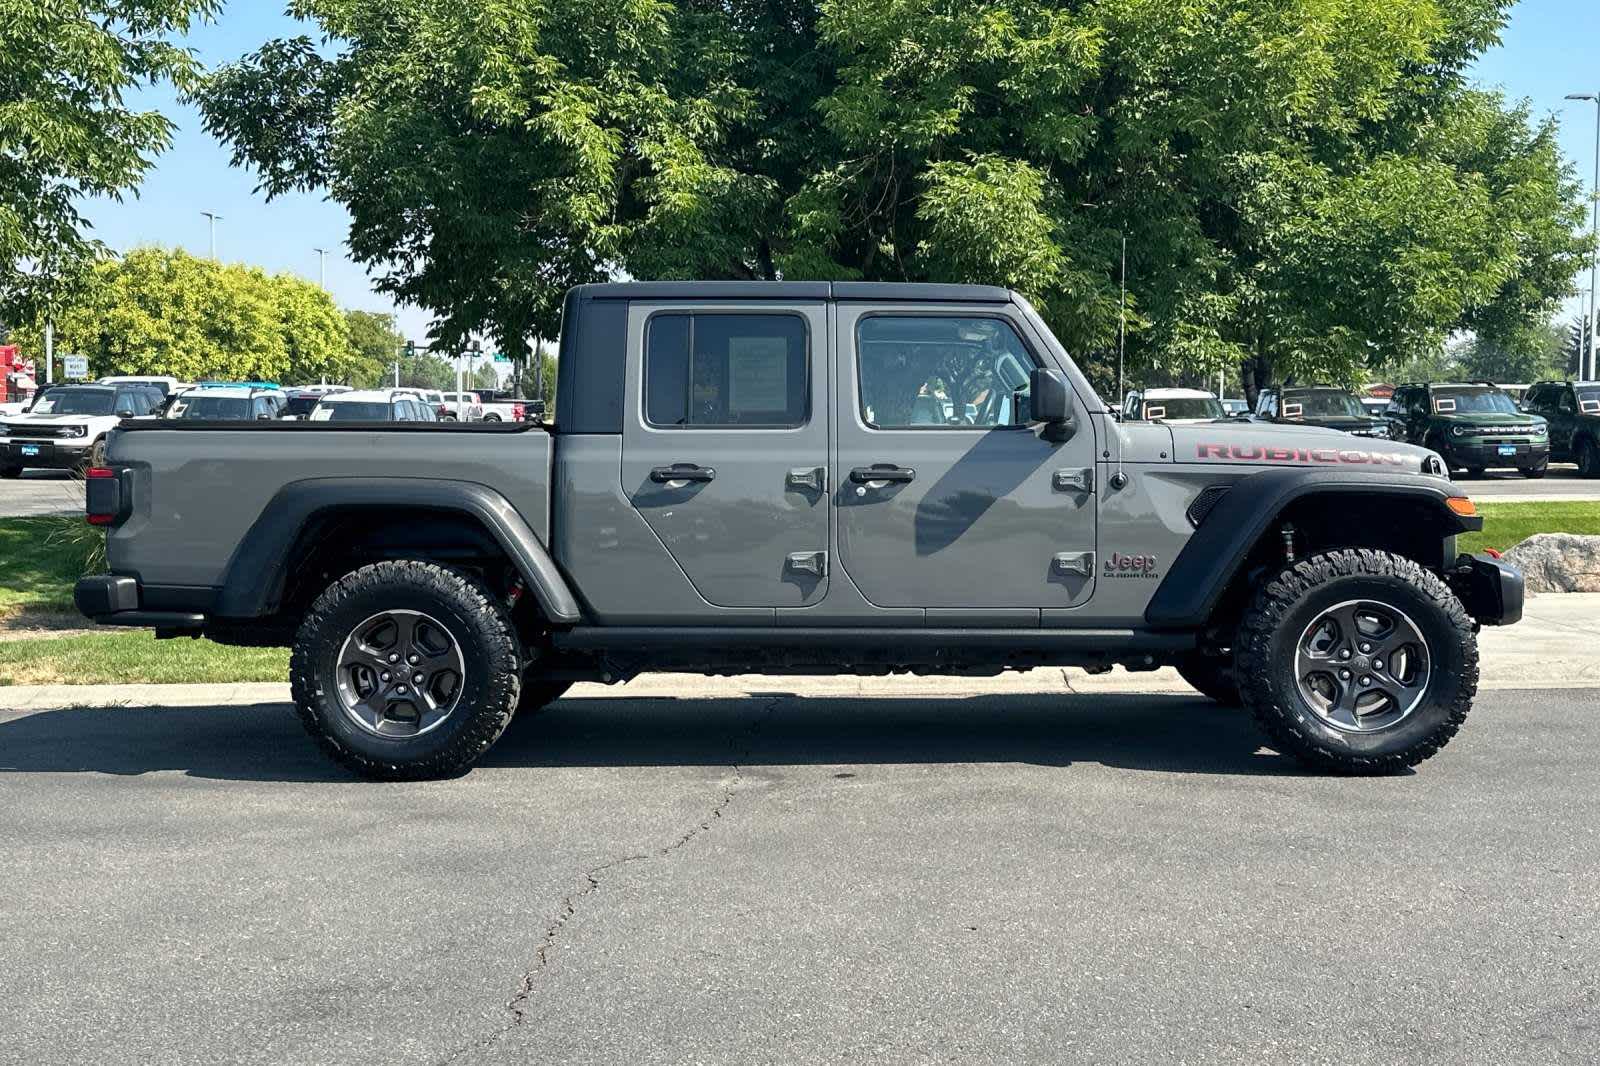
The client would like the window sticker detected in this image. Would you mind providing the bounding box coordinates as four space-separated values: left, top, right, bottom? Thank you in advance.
1282 403 1303 419
1433 398 1456 413
1579 399 1600 415
726 336 790 414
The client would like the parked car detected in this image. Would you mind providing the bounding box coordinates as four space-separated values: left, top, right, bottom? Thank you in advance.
280 390 324 421
309 390 435 422
1521 380 1600 478
1384 382 1549 478
77 281 1517 782
166 385 288 421
1253 385 1391 438
479 396 525 422
98 375 187 398
1121 387 1226 424
0 383 161 476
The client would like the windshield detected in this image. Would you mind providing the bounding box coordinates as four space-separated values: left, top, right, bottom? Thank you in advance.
176 396 250 419
1148 397 1223 420
31 389 115 416
316 402 391 421
1285 390 1365 418
1433 388 1518 415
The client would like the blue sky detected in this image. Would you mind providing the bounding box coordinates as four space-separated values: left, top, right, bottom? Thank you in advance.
82 1 1600 340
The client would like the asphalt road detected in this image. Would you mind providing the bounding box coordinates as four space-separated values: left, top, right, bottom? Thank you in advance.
2 687 1595 1065
1 463 1597 519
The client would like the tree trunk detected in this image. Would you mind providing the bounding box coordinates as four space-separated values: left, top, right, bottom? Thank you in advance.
1242 332 1272 408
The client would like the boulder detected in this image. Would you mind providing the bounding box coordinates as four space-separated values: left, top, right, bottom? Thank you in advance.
1501 533 1600 594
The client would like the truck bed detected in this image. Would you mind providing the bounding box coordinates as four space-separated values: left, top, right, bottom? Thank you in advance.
104 421 553 592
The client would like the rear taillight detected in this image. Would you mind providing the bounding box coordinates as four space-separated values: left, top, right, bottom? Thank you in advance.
513 403 524 420
85 466 120 526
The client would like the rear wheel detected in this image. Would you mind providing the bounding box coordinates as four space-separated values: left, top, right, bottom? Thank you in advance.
1578 438 1600 479
290 560 521 780
1235 549 1477 774
1175 652 1240 705
483 413 501 422
1464 466 1486 479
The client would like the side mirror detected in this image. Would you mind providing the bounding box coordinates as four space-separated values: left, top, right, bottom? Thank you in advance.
114 408 134 418
1029 367 1076 440
256 413 272 420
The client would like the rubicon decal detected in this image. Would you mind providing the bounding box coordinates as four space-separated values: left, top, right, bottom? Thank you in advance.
1196 443 1410 466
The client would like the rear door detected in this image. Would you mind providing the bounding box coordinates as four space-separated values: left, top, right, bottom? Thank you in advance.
833 304 1098 610
620 301 830 608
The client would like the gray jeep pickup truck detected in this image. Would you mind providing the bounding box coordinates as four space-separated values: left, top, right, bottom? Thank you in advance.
76 282 1522 780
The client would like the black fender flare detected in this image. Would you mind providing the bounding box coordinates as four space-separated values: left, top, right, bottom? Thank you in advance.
213 477 582 624
1144 468 1480 628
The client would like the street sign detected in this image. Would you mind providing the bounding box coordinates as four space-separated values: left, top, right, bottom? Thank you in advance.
62 355 89 380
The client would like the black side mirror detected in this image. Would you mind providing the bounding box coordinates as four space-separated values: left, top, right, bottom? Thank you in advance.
114 408 134 418
1029 367 1076 440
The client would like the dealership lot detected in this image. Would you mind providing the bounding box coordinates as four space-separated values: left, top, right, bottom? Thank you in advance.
2 680 1596 1065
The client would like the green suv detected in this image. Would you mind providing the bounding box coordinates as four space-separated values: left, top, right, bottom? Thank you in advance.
1522 380 1600 478
1384 382 1549 478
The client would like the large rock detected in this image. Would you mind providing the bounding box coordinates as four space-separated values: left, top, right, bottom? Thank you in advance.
1501 533 1600 593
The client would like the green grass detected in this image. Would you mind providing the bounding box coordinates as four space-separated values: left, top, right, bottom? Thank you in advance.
0 516 103 615
1459 501 1600 555
0 631 287 687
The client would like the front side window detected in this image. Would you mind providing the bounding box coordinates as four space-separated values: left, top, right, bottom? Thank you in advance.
645 313 809 428
856 316 1038 429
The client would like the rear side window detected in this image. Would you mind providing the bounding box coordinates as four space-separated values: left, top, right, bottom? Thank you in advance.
645 313 809 428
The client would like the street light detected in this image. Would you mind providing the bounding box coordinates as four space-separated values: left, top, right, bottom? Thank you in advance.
1567 93 1599 381
201 211 223 259
313 247 329 288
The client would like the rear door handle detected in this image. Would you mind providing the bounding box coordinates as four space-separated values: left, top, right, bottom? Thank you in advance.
650 463 716 484
849 465 916 485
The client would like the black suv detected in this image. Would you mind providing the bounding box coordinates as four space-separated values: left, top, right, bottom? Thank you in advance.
1254 385 1390 438
1522 380 1600 478
1384 383 1550 478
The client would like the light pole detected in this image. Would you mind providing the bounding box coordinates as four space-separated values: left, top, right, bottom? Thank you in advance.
313 247 329 289
1567 93 1599 381
201 211 223 259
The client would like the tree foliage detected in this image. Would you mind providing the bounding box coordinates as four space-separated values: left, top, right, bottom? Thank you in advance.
1 0 218 322
19 246 358 383
198 0 1590 396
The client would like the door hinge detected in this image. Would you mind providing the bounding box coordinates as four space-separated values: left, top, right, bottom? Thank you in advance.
1052 551 1095 578
786 466 827 492
1052 467 1094 493
785 551 828 577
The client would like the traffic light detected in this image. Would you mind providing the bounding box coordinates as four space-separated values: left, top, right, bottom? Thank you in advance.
404 341 416 358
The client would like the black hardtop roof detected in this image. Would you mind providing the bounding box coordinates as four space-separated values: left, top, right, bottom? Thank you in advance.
571 281 1014 303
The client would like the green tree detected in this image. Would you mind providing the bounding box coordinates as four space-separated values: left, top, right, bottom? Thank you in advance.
19 246 355 383
343 309 403 386
1 1 218 323
198 1 1589 399
1455 319 1566 383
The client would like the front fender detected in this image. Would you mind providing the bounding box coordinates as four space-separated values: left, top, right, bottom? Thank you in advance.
1144 468 1478 629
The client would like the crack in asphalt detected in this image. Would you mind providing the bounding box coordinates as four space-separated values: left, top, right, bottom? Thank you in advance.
437 695 782 1066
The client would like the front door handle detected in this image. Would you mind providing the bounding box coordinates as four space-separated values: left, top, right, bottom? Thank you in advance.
650 463 716 484
849 465 916 485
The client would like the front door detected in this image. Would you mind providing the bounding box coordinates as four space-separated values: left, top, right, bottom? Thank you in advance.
620 302 830 608
833 305 1098 609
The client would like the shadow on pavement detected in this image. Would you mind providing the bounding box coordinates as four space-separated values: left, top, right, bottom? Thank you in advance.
0 692 1304 782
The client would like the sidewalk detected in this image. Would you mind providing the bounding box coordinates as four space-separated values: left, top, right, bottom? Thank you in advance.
2 594 1595 711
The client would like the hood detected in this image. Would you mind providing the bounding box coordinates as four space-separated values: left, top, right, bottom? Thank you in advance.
1434 412 1544 428
1284 414 1383 431
1168 419 1441 474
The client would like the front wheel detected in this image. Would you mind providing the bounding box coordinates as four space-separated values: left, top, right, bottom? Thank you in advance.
1235 549 1477 774
483 413 501 422
0 465 20 480
1519 459 1548 479
290 561 522 780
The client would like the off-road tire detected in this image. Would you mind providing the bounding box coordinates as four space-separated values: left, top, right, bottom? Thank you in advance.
1175 652 1241 705
290 560 522 780
78 438 107 473
1578 438 1600 479
1519 459 1547 479
1235 549 1477 774
0 465 20 480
